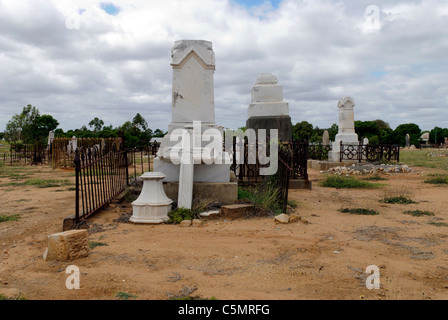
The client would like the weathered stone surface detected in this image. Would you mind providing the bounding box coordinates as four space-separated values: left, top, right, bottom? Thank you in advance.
192 219 203 227
43 230 89 261
219 204 254 220
275 213 290 224
289 214 301 223
180 220 192 227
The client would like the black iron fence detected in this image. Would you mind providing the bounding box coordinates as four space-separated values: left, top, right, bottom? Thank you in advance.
1 143 49 165
340 142 400 163
127 147 153 184
288 141 309 180
308 143 332 161
229 138 306 213
277 145 293 213
74 146 129 224
52 137 123 169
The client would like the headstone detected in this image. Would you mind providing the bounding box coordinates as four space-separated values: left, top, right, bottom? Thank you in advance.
363 137 369 145
67 136 77 154
47 130 55 150
246 73 291 142
328 97 359 162
322 130 330 145
405 134 410 147
153 40 231 208
444 137 448 148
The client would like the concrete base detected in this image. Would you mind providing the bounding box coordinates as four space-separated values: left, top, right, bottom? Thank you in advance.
153 157 231 183
308 159 359 171
246 115 291 142
163 181 238 205
289 179 312 190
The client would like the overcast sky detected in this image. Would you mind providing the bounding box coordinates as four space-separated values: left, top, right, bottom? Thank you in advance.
1 0 447 133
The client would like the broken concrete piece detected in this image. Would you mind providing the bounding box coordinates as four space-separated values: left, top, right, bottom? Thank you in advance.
192 219 203 227
219 204 254 220
275 214 290 224
199 210 220 218
43 230 89 261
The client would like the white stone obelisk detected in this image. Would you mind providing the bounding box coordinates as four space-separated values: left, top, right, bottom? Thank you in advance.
154 40 231 183
328 97 359 162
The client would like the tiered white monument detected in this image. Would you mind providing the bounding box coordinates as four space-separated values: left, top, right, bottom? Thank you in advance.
246 73 291 142
328 97 359 162
153 40 231 208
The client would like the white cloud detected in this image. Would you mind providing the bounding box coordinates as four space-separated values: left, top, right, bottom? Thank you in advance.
0 0 447 134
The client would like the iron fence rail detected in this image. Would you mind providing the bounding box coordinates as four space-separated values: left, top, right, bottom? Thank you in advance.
74 146 129 224
340 142 400 163
1 144 49 165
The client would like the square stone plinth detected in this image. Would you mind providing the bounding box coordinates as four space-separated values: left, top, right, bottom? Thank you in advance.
43 230 89 261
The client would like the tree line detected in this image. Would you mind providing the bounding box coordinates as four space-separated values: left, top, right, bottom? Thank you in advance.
2 105 166 149
2 105 448 149
292 120 448 147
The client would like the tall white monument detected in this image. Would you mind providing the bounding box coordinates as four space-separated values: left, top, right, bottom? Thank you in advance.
154 40 231 208
328 97 359 162
246 73 291 142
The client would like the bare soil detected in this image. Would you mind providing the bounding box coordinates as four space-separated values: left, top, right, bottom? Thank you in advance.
0 164 447 300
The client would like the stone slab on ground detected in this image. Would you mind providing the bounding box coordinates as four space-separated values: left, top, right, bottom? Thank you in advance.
219 204 254 220
43 230 89 261
289 179 312 190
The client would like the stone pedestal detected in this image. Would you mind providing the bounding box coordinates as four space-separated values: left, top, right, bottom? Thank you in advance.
130 172 173 224
246 73 291 142
328 97 359 162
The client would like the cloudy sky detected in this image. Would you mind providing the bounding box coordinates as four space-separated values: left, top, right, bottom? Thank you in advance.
1 0 447 133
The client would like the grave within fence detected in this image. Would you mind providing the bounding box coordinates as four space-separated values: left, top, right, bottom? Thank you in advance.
230 139 305 213
1 143 49 165
340 142 400 163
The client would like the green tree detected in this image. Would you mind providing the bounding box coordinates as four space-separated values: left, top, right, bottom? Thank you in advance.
4 105 40 143
327 124 338 141
153 129 166 138
88 117 104 133
132 113 148 132
292 121 314 141
429 127 448 145
28 114 59 144
392 123 421 147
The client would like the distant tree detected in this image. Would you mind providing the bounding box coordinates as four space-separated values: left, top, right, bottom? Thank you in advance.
292 121 314 141
327 123 338 141
4 105 40 143
132 113 148 132
4 105 59 144
392 123 421 146
153 129 166 137
88 117 104 133
372 119 391 130
355 121 379 141
28 114 59 144
429 127 448 145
